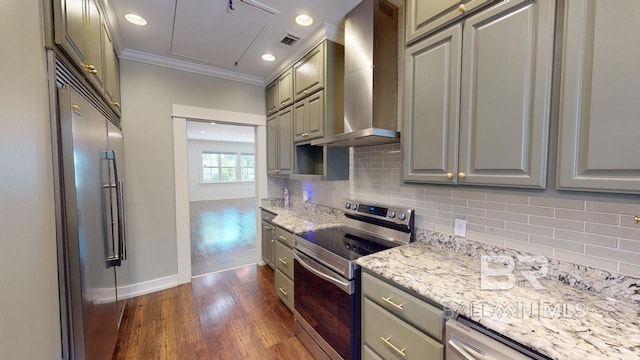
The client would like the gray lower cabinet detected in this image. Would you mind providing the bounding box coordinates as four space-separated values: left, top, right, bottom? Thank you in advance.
362 272 445 359
274 227 294 312
557 0 640 194
261 210 276 269
403 0 555 189
267 107 294 176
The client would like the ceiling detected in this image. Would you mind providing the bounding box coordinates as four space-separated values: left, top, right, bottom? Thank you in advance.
111 0 362 84
187 120 255 142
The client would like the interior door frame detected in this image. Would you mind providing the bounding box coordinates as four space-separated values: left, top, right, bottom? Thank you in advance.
172 104 267 285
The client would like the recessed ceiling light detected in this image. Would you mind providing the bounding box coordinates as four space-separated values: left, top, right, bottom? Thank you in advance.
295 14 313 26
241 134 246 137
200 131 206 134
261 53 276 62
124 13 148 26
210 122 216 125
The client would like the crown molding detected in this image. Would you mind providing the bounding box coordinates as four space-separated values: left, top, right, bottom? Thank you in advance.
120 49 265 86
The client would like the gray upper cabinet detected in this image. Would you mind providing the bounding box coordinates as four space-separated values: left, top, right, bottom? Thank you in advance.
403 24 462 184
267 108 294 176
458 0 555 188
405 0 494 44
266 81 278 115
53 0 87 68
103 22 121 115
277 68 293 109
85 0 104 91
293 42 325 101
557 0 640 194
404 0 555 189
294 90 324 142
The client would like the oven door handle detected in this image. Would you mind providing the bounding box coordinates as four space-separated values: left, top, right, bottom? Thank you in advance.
293 250 354 295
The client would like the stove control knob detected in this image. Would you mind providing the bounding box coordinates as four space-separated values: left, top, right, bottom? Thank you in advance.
388 211 396 218
352 204 358 211
345 202 351 209
398 213 407 221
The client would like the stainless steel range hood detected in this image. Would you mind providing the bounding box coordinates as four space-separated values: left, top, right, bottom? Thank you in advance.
311 0 399 147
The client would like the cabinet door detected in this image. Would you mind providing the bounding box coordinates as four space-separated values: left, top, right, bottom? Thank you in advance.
277 107 294 175
85 0 104 89
261 221 274 269
266 114 278 174
403 24 462 184
103 23 121 115
53 0 87 67
405 0 493 44
306 90 325 140
458 0 554 188
557 0 640 194
277 68 293 108
266 81 278 115
293 101 307 142
294 43 325 100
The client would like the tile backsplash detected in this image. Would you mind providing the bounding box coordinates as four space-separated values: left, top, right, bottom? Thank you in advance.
280 143 640 278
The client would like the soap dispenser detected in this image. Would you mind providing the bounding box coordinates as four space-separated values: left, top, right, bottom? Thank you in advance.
283 187 290 208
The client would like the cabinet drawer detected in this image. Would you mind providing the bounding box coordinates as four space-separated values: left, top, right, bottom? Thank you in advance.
275 240 294 279
261 209 276 222
362 272 444 341
275 227 295 247
275 269 294 312
363 298 443 360
363 345 384 360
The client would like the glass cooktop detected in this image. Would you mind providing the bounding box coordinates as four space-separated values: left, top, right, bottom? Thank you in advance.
297 226 391 261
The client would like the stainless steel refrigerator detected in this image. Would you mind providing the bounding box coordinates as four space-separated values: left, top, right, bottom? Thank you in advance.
58 86 129 360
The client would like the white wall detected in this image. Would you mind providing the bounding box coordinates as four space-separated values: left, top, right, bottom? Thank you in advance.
0 0 61 358
120 59 264 285
188 139 256 201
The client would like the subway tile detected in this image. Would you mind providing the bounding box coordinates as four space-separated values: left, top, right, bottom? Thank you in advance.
530 235 585 254
382 185 401 193
529 197 585 210
467 223 486 234
436 223 453 234
585 246 640 264
468 200 506 211
425 188 452 197
506 222 554 237
553 250 618 272
505 239 555 257
554 209 619 225
437 196 467 207
451 189 486 200
619 239 640 253
437 211 459 221
485 210 528 224
553 229 618 248
451 206 485 217
414 194 437 203
584 222 640 241
486 193 529 205
467 216 505 229
401 186 425 195
506 204 554 217
469 232 506 247
435 203 452 212
620 215 640 228
487 227 529 242
529 215 584 232
586 201 640 215
618 263 640 278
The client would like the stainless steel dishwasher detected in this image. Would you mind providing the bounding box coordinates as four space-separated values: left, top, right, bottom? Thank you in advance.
446 317 551 360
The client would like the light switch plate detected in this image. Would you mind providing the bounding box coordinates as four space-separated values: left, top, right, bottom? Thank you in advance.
454 218 467 238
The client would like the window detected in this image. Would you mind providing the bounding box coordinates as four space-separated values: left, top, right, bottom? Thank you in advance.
201 152 255 183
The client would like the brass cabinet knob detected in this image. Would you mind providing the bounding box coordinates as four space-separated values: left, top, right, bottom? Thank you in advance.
458 4 466 13
446 173 454 179
113 102 120 108
634 215 640 224
458 172 467 179
87 64 96 70
274 169 280 174
71 104 80 110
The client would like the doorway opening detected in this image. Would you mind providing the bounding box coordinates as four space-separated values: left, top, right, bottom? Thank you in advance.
186 120 257 277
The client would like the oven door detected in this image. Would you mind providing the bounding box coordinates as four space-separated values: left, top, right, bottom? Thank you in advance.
293 250 360 360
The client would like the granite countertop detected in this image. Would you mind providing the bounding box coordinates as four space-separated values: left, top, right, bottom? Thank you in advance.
260 203 343 234
357 242 640 360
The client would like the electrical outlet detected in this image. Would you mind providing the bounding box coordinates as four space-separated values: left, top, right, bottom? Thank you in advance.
454 218 467 238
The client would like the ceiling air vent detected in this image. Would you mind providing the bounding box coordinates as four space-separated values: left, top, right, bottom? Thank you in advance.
280 34 300 46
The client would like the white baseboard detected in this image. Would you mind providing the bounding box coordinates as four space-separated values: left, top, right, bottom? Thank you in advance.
119 275 180 299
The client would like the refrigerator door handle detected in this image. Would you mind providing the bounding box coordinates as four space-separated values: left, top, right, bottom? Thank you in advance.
103 150 123 267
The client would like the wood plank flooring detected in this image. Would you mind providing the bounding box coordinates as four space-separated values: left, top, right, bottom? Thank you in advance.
113 265 314 360
190 198 257 277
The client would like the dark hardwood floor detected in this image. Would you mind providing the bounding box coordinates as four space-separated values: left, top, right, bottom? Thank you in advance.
190 198 257 277
113 265 314 360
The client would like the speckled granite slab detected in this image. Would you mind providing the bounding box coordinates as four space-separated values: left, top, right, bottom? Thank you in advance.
357 242 640 360
260 198 344 234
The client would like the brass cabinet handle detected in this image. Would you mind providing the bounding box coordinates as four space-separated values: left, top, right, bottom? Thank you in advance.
380 337 406 357
458 172 467 179
71 104 80 111
458 4 466 13
274 169 280 174
381 296 404 310
278 235 288 242
445 173 454 179
278 287 289 296
113 102 120 108
278 258 288 265
634 215 640 224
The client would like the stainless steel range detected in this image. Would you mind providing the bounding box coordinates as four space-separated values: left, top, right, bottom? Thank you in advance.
293 200 414 360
